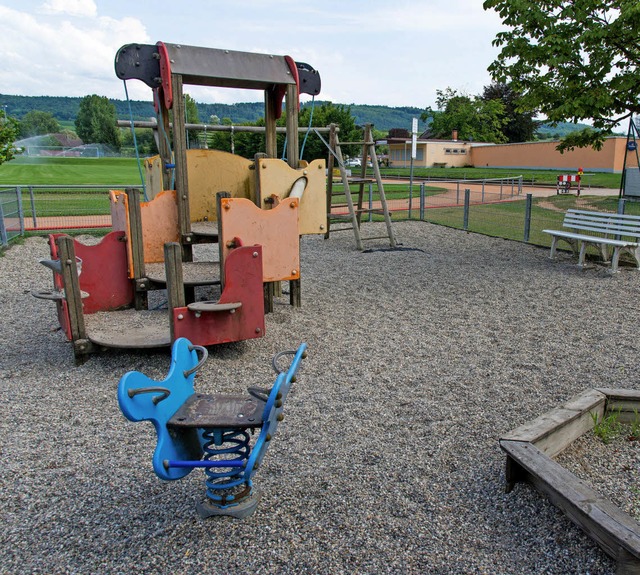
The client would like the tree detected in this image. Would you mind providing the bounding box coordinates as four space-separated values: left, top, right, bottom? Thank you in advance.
19 111 60 138
421 88 508 143
483 0 640 150
297 101 362 161
75 95 121 150
0 110 19 164
183 94 201 147
481 83 538 142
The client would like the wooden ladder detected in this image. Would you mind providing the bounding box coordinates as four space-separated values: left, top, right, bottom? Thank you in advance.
324 123 397 251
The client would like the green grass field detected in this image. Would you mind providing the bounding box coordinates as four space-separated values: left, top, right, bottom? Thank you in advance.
0 156 143 185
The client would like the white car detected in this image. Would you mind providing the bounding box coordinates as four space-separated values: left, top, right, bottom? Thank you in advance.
345 158 361 167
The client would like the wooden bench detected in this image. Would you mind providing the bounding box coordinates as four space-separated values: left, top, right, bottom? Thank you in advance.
543 209 640 273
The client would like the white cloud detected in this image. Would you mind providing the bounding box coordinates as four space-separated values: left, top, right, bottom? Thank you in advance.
0 5 150 99
41 0 97 17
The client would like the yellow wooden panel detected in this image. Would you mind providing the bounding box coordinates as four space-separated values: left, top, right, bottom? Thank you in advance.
220 197 299 282
257 158 327 235
140 190 180 263
186 149 255 222
144 156 164 200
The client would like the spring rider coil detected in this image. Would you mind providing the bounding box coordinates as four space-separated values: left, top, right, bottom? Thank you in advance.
117 338 307 518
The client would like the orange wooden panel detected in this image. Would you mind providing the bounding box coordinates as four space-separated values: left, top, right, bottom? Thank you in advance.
220 197 299 282
140 190 180 263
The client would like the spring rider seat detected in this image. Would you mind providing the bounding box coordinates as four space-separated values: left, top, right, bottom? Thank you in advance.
117 338 307 518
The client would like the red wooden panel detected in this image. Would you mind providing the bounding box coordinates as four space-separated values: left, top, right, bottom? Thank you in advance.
173 246 265 346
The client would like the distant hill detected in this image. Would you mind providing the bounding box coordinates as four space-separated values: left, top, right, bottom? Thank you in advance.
0 93 592 137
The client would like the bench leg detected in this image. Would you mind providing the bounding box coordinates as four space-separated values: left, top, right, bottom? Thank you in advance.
631 246 640 272
610 247 621 274
549 237 559 259
578 242 588 268
598 243 610 263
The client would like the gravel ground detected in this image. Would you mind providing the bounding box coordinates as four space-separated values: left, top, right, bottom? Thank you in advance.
2 221 639 575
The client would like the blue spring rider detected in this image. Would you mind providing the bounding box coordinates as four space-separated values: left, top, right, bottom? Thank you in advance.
117 338 307 518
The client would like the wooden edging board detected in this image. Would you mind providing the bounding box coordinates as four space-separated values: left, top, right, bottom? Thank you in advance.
500 388 640 574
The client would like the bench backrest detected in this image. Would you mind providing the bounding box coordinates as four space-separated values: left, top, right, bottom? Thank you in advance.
563 209 640 241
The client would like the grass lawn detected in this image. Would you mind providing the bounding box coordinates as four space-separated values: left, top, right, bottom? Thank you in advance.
0 156 144 186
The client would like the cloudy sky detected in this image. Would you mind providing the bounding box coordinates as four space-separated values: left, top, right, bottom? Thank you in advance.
0 0 505 109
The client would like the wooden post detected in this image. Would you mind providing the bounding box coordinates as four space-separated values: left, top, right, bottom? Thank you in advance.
325 123 337 239
264 89 278 159
156 98 172 191
289 279 301 308
216 192 231 292
125 188 147 310
253 152 267 208
164 242 185 342
170 74 193 261
285 84 299 168
56 236 92 362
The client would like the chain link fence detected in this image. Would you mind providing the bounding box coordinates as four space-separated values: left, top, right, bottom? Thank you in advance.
0 187 23 246
1 179 631 253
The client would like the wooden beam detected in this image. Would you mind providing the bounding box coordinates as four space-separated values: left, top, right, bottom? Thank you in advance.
500 440 640 572
285 84 299 168
56 236 92 362
501 389 606 457
164 242 185 342
125 188 147 310
170 74 193 260
264 89 277 158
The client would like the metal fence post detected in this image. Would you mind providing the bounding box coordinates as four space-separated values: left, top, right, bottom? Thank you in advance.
29 186 37 228
419 182 425 221
456 181 460 204
524 193 532 242
0 201 7 246
16 186 24 235
408 181 413 220
616 198 625 240
463 188 470 230
481 180 485 203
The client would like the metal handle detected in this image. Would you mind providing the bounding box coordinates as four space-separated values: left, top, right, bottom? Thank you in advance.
247 386 270 402
31 290 64 301
184 344 208 377
271 349 297 374
127 386 170 405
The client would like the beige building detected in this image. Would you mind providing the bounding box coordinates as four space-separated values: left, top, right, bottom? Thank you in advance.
383 133 629 173
384 131 474 169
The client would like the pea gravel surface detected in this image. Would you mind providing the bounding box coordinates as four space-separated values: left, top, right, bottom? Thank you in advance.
2 221 639 575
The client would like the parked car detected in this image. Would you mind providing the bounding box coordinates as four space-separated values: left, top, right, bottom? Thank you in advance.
345 158 361 167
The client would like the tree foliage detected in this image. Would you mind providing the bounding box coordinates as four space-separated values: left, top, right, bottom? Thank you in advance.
0 110 19 164
297 101 362 161
421 88 508 143
203 101 362 162
75 95 121 149
484 0 640 150
19 110 60 138
481 83 538 142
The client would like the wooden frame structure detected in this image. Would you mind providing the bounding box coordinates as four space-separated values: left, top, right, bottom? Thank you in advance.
115 42 320 257
501 388 640 574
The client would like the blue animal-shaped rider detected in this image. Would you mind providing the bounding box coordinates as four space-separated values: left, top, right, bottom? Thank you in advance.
118 337 307 518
